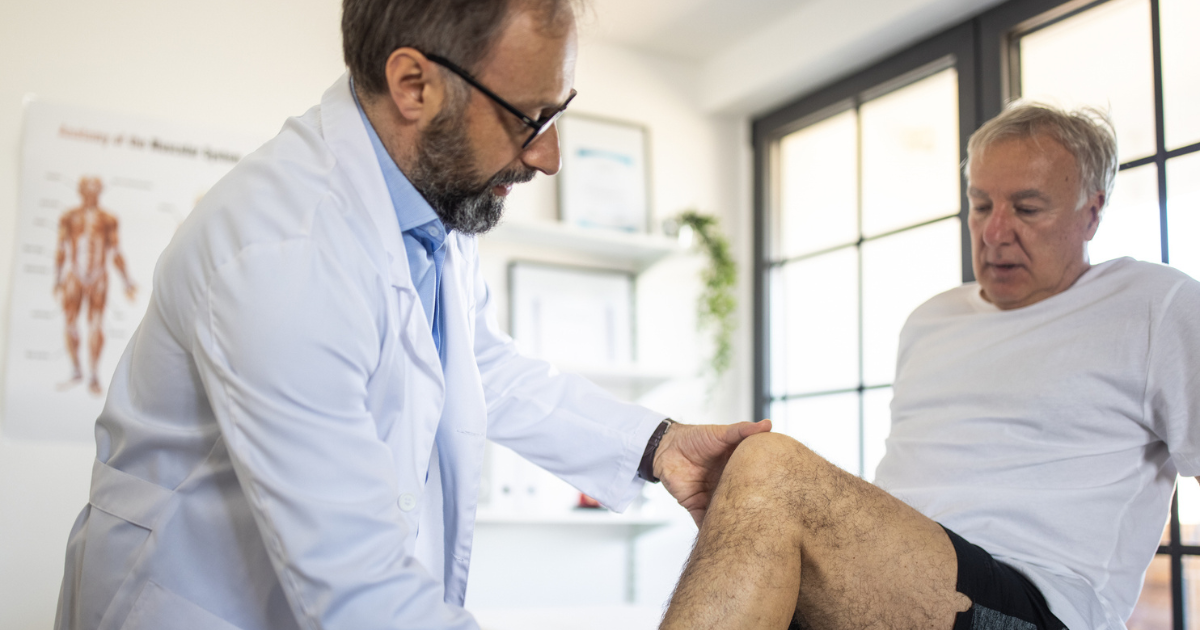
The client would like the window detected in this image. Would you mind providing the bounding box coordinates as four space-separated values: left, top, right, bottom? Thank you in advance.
1012 0 1200 273
755 24 978 479
755 0 1200 626
766 65 963 479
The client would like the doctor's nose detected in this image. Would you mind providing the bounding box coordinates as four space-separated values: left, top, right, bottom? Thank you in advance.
520 124 561 176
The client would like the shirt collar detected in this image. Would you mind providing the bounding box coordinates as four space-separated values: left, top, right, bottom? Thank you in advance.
350 80 444 235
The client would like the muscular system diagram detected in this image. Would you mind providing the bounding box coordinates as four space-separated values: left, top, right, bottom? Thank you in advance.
53 177 137 396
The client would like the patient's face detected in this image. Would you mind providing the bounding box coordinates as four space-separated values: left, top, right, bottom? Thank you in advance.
966 135 1101 310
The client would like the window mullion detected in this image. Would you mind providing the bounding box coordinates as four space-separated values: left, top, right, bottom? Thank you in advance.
1150 0 1169 266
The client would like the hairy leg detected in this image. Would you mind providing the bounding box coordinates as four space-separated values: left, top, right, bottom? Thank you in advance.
661 432 969 630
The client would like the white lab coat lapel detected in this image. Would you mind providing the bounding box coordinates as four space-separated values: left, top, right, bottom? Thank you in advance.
320 74 457 576
318 73 445 388
433 233 487 603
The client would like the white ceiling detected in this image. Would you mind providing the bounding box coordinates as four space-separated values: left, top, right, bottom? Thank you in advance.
581 0 1009 115
580 0 814 61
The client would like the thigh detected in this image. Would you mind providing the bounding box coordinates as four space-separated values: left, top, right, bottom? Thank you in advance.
86 275 108 321
62 274 83 319
734 434 969 630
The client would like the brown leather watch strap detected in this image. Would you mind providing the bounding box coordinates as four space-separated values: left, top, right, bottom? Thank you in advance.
637 418 675 483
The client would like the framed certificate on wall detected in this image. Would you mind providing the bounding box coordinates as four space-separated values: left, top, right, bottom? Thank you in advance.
557 114 650 233
508 261 634 367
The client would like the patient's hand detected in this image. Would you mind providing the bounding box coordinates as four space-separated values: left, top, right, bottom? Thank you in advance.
654 419 772 526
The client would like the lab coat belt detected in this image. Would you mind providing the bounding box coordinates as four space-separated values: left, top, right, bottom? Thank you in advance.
89 459 175 531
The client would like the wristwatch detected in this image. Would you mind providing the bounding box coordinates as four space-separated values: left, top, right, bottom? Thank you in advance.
637 418 675 483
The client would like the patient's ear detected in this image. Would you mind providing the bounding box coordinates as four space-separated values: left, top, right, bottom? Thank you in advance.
1083 191 1103 241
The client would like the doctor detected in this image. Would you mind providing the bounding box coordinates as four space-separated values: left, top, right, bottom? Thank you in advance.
54 0 769 629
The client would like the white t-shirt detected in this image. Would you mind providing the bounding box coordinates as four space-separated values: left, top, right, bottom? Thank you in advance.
874 258 1200 630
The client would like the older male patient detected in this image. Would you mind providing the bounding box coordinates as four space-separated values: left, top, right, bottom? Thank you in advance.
659 104 1200 630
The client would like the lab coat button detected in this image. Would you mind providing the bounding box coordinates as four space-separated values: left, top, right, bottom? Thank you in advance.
398 493 417 512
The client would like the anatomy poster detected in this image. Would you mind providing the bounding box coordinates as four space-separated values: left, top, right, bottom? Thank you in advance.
5 100 259 442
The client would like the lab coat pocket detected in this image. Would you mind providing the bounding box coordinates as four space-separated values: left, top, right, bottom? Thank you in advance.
77 507 151 627
120 581 244 630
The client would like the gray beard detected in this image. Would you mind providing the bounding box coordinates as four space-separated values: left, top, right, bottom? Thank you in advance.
408 108 535 236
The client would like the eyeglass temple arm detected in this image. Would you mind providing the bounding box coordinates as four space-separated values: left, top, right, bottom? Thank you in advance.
423 53 540 128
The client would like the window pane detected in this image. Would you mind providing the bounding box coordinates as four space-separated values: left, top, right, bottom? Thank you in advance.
771 249 860 397
778 392 860 476
861 219 962 386
1167 152 1200 280
1185 556 1200 630
770 268 788 398
778 110 860 258
1019 0 1157 163
860 68 961 238
1179 475 1200 546
1161 0 1200 150
862 387 893 482
1127 555 1172 630
769 399 788 433
1091 164 1161 265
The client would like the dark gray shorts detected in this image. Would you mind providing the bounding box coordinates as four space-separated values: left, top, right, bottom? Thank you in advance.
944 526 1068 630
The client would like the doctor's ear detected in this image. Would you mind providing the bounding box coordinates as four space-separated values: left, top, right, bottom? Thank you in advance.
384 48 449 124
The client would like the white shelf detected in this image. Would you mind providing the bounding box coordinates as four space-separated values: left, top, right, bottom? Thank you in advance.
561 363 679 396
474 605 663 630
485 219 685 271
475 509 671 528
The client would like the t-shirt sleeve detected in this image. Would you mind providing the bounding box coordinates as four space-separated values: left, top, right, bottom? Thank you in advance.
1146 276 1200 477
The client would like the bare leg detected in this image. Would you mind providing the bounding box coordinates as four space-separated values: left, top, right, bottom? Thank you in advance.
59 275 84 389
661 433 970 630
86 278 108 396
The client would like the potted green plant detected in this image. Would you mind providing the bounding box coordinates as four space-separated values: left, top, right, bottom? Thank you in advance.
672 211 736 381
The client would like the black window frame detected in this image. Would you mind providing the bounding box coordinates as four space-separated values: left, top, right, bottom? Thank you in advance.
752 22 979 425
753 0 1200 626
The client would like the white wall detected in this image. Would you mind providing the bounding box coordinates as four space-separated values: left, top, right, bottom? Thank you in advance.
0 1 343 628
0 2 750 628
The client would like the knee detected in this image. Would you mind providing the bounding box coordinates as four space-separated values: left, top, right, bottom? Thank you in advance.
725 431 855 501
728 433 819 474
719 433 824 500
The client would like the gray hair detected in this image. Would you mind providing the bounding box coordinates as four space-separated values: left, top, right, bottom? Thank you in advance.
342 0 576 98
965 102 1119 212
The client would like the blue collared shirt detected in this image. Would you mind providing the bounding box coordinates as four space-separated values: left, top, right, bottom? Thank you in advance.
352 87 447 357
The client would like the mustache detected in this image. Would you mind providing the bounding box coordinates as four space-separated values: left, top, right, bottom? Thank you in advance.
485 165 537 189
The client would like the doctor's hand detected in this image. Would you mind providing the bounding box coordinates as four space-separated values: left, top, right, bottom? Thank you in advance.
653 419 772 527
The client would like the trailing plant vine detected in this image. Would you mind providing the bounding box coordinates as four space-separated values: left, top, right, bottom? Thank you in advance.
676 211 737 380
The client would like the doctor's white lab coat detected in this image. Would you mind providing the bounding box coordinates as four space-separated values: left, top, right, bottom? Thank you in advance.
54 74 665 630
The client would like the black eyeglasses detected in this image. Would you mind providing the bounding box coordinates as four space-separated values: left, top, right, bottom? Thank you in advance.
424 52 577 149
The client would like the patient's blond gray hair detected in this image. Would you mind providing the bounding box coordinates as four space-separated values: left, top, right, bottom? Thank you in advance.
966 102 1119 214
